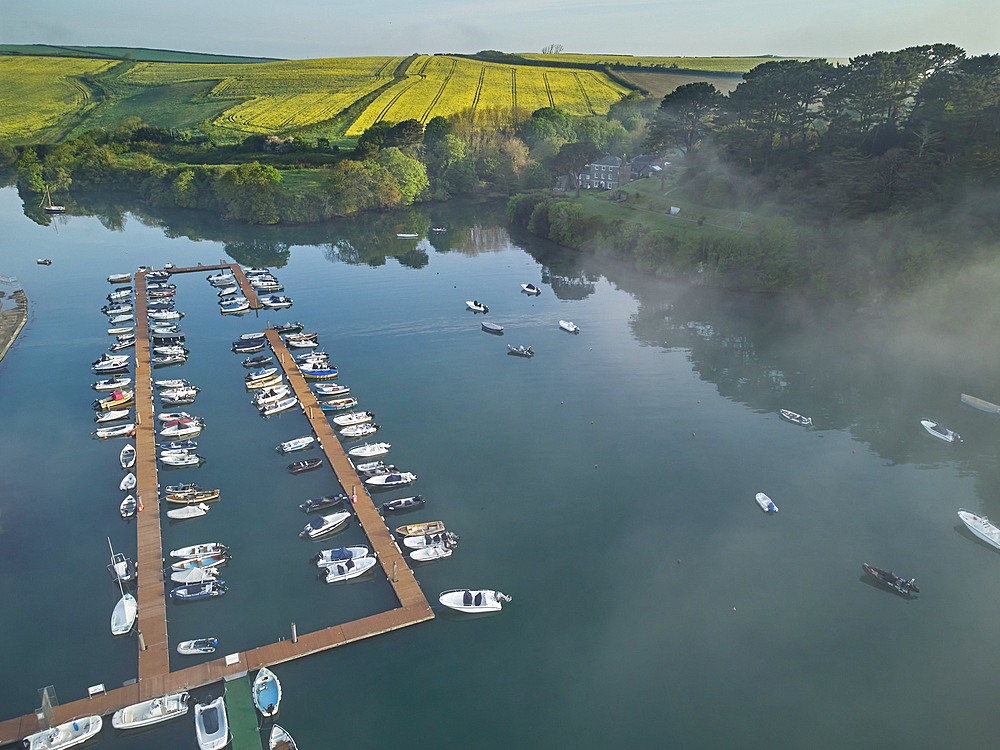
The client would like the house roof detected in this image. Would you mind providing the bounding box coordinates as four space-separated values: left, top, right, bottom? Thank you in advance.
592 155 624 166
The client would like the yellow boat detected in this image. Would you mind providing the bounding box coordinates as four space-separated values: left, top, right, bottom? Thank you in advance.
246 374 283 391
395 521 446 537
94 389 135 411
165 489 221 504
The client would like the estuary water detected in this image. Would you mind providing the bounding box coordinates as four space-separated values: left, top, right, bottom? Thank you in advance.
1 186 1000 749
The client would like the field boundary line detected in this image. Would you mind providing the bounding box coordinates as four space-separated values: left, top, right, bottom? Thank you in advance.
573 72 596 115
420 57 456 123
587 71 626 101
543 72 555 107
471 67 485 111
511 68 517 110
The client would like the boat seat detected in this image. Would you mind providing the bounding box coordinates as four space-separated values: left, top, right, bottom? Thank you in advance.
463 590 473 606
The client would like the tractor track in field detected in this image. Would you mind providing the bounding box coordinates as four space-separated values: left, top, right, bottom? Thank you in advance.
420 57 456 122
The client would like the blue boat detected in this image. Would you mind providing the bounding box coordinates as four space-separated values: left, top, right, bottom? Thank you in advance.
252 666 281 717
161 439 197 451
169 581 227 601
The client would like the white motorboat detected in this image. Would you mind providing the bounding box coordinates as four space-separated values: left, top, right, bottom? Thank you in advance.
154 378 194 389
559 320 580 333
107 539 137 585
158 411 200 423
348 442 390 458
958 509 1000 549
285 338 317 349
253 386 292 407
159 420 202 439
120 472 136 492
332 410 373 427
466 300 489 313
323 555 377 582
178 638 217 654
170 542 228 559
278 436 315 453
438 588 511 613
521 283 541 295
153 345 188 357
246 367 279 382
402 531 458 549
269 724 298 750
216 285 239 297
756 492 778 513
410 543 454 562
354 459 390 475
112 592 137 635
107 325 134 335
261 295 293 309
300 511 351 539
120 494 137 518
148 310 184 321
194 696 229 750
207 271 234 285
780 409 812 426
167 503 211 520
22 715 102 750
120 444 136 469
260 396 299 416
94 423 135 439
93 376 132 391
253 666 281 718
160 453 202 467
340 423 378 438
313 545 371 566
167 554 227 573
108 313 134 325
96 409 130 424
313 383 350 398
365 471 416 488
112 691 189 729
921 419 961 442
160 386 199 402
171 567 218 584
92 354 130 372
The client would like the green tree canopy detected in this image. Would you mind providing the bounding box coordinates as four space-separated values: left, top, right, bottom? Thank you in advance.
645 82 724 153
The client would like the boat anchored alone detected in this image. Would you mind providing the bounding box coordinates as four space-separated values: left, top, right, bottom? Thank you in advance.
559 320 580 334
862 563 919 597
466 300 489 313
921 419 961 443
957 509 1000 549
780 409 812 426
755 492 778 513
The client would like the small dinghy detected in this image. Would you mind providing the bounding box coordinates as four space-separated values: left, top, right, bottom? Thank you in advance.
957 509 1000 549
154 345 188 357
260 396 299 416
482 321 504 334
313 546 370 566
120 494 137 519
261 295 294 309
403 531 459 549
507 344 534 357
247 374 284 391
155 378 194 389
148 310 184 321
220 298 249 314
862 563 919 597
410 543 454 561
300 494 348 513
178 638 217 654
269 724 298 750
207 271 234 285
253 666 282 718
171 543 228 559
109 272 131 283
96 409 130 424
921 419 961 442
94 376 132 391
112 692 189 729
107 325 134 336
273 321 305 334
320 397 358 411
780 409 812 426
559 320 580 334
288 458 323 474
93 423 135 439
300 364 338 380
161 440 197 452
167 503 211 520
216 285 239 297
109 338 135 353
313 383 350 398
396 521 446 537
246 366 279 382
120 444 136 469
166 554 227 573
756 492 778 513
171 567 218 584
170 581 227 601
112 592 138 635
382 495 425 513
194 695 229 750
340 423 379 438
120 472 136 492
242 354 274 368
521 283 541 295
466 300 489 313
323 555 377 583
333 410 373 427
232 339 265 354
366 472 416 488
165 489 220 504
279 436 316 453
348 442 390 458
21 715 102 750
161 453 203 467
439 589 511 613
300 511 351 539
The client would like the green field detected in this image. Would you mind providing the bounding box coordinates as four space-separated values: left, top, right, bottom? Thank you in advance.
612 70 743 96
0 44 280 63
520 54 795 72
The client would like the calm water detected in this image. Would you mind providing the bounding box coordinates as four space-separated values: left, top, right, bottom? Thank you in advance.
2 187 1000 749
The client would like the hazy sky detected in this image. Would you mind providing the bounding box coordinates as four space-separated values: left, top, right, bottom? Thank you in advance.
4 0 997 60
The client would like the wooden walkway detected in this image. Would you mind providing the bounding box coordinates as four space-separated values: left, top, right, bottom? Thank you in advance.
0 265 432 747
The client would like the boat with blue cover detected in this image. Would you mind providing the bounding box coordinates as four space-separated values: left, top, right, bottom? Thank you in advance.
312 545 370 565
382 495 425 513
253 666 282 718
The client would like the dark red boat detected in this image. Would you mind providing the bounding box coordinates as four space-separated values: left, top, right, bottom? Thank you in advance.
288 458 322 474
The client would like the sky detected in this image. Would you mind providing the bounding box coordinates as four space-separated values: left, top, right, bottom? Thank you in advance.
3 0 997 60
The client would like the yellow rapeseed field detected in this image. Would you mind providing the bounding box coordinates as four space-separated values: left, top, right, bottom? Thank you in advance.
0 56 115 140
345 56 630 135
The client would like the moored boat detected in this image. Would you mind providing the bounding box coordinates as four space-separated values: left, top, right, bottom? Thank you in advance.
94 389 134 411
299 494 348 513
167 503 211 520
482 321 504 334
21 715 102 750
93 376 132 391
402 530 459 549
261 295 293 309
507 344 534 357
322 555 377 583
862 563 919 596
559 320 580 334
253 666 281 718
921 419 961 443
780 409 812 426
958 509 1000 549
120 472 136 492
288 458 322 474
95 409 130 424
170 542 228 558
171 567 218 584
242 354 274 368
466 300 489 313
312 545 370 566
194 695 228 750
320 397 357 411
160 453 203 467
260 396 299 416
300 511 351 539
332 410 373 426
120 494 137 518
178 638 217 654
120 444 136 469
410 543 454 561
438 589 511 613
348 441 390 458
521 283 541 295
340 423 379 438
109 272 131 283
154 378 194 389
93 423 135 439
272 321 304 334
278 436 315 453
220 298 249 314
395 520 445 537
112 692 189 729
112 592 137 635
269 724 298 750
366 471 416 488
313 383 350 398
170 581 227 601
166 554 227 573
382 495 425 513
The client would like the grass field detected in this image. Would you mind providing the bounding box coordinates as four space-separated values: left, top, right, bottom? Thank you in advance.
0 56 115 140
0 44 279 63
521 54 794 72
612 70 743 97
